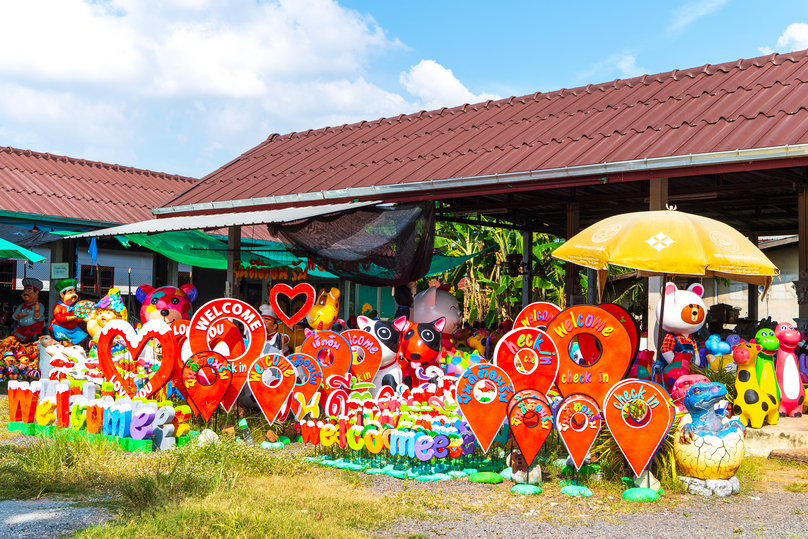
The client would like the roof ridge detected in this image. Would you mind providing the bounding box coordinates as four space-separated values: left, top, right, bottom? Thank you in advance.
0 145 197 183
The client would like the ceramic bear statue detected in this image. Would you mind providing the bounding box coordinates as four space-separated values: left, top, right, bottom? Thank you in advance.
136 284 198 324
655 282 706 391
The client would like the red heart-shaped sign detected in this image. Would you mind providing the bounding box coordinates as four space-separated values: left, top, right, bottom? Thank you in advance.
182 351 232 422
168 320 198 415
342 330 383 387
269 283 316 327
493 327 559 395
287 352 323 420
188 299 266 413
604 379 675 477
555 393 602 470
454 364 515 453
97 319 177 399
249 354 296 425
508 390 554 465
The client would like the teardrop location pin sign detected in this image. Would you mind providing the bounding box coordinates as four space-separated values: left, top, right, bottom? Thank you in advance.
508 390 554 465
555 393 603 470
603 379 675 478
454 364 515 453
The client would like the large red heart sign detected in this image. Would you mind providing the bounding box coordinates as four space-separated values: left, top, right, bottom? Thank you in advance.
269 283 316 327
555 393 602 470
493 327 558 394
547 305 633 408
249 354 296 425
604 379 675 477
188 298 266 412
97 319 177 399
169 320 198 415
182 351 232 422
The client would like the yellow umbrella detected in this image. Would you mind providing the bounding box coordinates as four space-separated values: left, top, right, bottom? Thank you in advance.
552 209 779 300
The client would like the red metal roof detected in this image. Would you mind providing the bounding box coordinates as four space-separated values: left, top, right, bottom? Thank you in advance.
0 146 198 224
162 49 808 213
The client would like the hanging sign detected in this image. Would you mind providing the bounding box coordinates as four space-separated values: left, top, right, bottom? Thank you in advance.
234 261 309 282
493 327 558 394
603 378 675 477
188 298 266 413
555 393 602 470
508 390 553 465
454 364 515 453
181 351 232 422
287 352 323 420
514 302 562 330
248 354 296 425
342 329 383 386
300 330 352 391
269 283 316 326
599 303 639 360
547 305 632 407
97 319 177 399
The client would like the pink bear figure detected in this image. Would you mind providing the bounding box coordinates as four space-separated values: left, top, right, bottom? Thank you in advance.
774 323 804 418
136 284 198 324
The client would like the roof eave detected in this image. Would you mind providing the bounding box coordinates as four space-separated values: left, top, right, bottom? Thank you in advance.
152 143 808 217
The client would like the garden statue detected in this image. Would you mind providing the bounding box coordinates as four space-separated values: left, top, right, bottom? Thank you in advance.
11 278 45 343
413 285 461 355
671 374 711 412
260 303 290 354
398 317 445 388
655 282 706 391
50 278 88 346
358 314 406 395
674 382 745 495
85 288 128 345
733 340 779 428
307 287 340 331
773 322 804 417
704 334 733 371
136 283 198 324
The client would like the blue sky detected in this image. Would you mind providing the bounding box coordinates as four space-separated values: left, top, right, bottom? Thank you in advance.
0 0 806 179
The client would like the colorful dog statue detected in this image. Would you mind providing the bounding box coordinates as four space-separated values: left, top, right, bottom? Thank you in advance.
358 315 406 396
398 317 446 388
733 339 779 428
413 286 461 355
774 322 804 417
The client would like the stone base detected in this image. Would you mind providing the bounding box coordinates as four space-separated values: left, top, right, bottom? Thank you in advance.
679 475 739 497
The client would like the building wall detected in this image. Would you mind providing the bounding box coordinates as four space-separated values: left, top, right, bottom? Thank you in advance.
701 244 798 325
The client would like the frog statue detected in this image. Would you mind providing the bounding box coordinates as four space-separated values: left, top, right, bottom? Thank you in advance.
674 382 746 488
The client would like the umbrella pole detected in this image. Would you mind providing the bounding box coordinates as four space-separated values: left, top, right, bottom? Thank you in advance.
655 273 668 362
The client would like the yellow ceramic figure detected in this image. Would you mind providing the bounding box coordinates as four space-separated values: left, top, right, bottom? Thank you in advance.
86 288 128 344
307 288 340 331
732 340 780 428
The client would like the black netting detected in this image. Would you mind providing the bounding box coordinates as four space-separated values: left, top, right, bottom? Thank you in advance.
267 202 435 287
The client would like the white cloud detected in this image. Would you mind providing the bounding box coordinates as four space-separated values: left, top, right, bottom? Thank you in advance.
759 22 808 55
669 0 729 33
616 55 647 78
578 54 648 82
400 60 500 111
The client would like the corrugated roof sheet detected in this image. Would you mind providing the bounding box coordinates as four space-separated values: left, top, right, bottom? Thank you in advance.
0 146 197 224
163 49 808 211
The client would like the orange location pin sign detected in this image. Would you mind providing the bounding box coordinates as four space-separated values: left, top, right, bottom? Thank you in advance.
182 351 232 422
301 331 352 393
248 354 296 425
454 364 515 453
604 379 675 477
514 302 562 330
547 305 633 408
599 303 639 361
555 393 603 470
508 391 554 465
493 327 559 394
188 298 266 413
342 329 384 386
287 352 323 420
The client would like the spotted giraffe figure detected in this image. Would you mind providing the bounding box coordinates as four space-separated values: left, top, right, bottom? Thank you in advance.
732 338 780 429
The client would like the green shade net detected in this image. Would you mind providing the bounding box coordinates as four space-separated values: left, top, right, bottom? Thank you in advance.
425 247 492 277
124 231 230 270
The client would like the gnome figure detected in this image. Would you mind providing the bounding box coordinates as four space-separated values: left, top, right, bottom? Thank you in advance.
50 278 89 346
11 278 45 343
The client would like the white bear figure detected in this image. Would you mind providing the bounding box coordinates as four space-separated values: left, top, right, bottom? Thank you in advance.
656 282 706 364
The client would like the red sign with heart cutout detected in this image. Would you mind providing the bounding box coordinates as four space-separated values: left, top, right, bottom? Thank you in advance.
454 364 515 453
287 352 323 420
188 298 266 413
555 393 603 470
342 330 383 387
604 379 675 477
301 331 352 394
269 283 316 327
97 319 177 399
493 327 558 394
182 351 232 422
508 390 554 465
547 305 633 408
248 353 296 425
514 302 562 330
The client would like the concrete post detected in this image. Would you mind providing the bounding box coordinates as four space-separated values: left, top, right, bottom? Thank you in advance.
748 232 759 321
522 229 532 309
648 178 668 352
565 202 580 307
226 226 241 299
